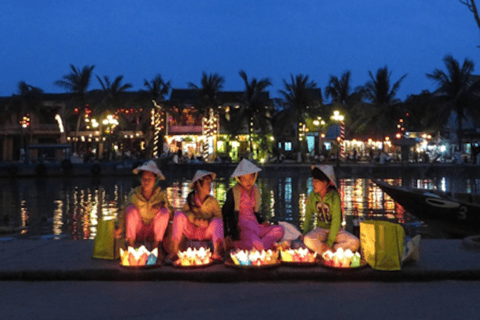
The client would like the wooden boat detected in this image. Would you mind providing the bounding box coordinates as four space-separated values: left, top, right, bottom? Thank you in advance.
373 180 480 238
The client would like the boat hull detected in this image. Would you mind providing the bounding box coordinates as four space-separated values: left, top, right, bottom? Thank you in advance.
374 180 480 238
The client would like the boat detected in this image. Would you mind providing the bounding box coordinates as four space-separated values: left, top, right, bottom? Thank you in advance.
373 180 480 238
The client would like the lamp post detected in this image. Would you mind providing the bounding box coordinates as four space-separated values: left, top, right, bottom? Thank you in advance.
331 110 345 162
313 117 326 159
102 115 119 161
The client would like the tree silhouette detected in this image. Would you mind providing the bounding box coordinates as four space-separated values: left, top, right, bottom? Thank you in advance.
9 81 44 149
358 66 407 138
426 55 480 148
237 70 272 154
54 64 95 151
278 74 322 153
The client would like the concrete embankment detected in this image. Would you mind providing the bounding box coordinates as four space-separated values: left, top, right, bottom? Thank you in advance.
0 238 480 282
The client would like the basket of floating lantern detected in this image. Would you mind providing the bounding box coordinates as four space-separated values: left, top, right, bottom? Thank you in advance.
120 245 159 268
321 248 366 269
173 247 214 268
225 249 280 269
279 247 319 266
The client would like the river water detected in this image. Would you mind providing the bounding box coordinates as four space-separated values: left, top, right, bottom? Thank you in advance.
0 172 478 240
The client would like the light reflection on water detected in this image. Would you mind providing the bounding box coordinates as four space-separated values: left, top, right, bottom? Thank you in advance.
0 175 477 240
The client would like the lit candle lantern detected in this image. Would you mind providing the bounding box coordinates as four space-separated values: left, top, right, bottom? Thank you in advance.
120 245 158 266
177 247 212 266
230 249 279 266
322 248 361 268
280 248 317 263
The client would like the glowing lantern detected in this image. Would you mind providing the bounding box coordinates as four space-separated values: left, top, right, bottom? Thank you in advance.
177 247 212 266
120 246 158 266
322 248 361 268
280 248 317 263
230 249 279 266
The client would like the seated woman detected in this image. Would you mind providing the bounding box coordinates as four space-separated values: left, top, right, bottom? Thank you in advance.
169 170 224 261
114 160 172 251
303 165 359 254
222 159 284 251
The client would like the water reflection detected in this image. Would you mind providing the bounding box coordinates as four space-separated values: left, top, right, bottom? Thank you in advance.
0 175 475 240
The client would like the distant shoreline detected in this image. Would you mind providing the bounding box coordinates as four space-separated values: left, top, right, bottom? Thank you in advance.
0 161 478 179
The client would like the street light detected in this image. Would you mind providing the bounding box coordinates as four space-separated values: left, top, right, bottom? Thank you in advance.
102 115 119 133
313 117 326 158
331 111 345 161
102 115 119 161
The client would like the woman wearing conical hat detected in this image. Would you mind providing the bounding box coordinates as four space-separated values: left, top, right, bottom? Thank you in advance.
114 160 173 251
303 165 359 254
168 170 224 261
222 159 284 251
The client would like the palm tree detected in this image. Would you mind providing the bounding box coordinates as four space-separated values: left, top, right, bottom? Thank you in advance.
95 75 133 117
236 70 272 155
278 74 322 153
143 74 171 103
325 71 354 106
9 81 44 149
188 72 225 159
141 74 171 157
325 70 365 136
426 55 480 148
54 64 95 150
188 72 225 116
359 66 407 138
95 75 133 160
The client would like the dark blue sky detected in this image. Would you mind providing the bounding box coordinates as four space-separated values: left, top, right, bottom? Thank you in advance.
1 0 479 100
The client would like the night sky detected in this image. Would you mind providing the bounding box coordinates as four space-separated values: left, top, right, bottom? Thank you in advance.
1 0 479 100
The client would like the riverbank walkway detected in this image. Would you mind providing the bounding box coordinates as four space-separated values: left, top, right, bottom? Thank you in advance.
1 238 479 282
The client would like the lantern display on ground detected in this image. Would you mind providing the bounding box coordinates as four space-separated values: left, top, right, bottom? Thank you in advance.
176 247 212 266
120 246 158 266
322 248 361 268
229 249 279 266
280 248 317 263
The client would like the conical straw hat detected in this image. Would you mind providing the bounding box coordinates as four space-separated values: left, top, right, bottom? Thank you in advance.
311 165 337 189
132 160 165 180
230 159 262 178
190 170 216 189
